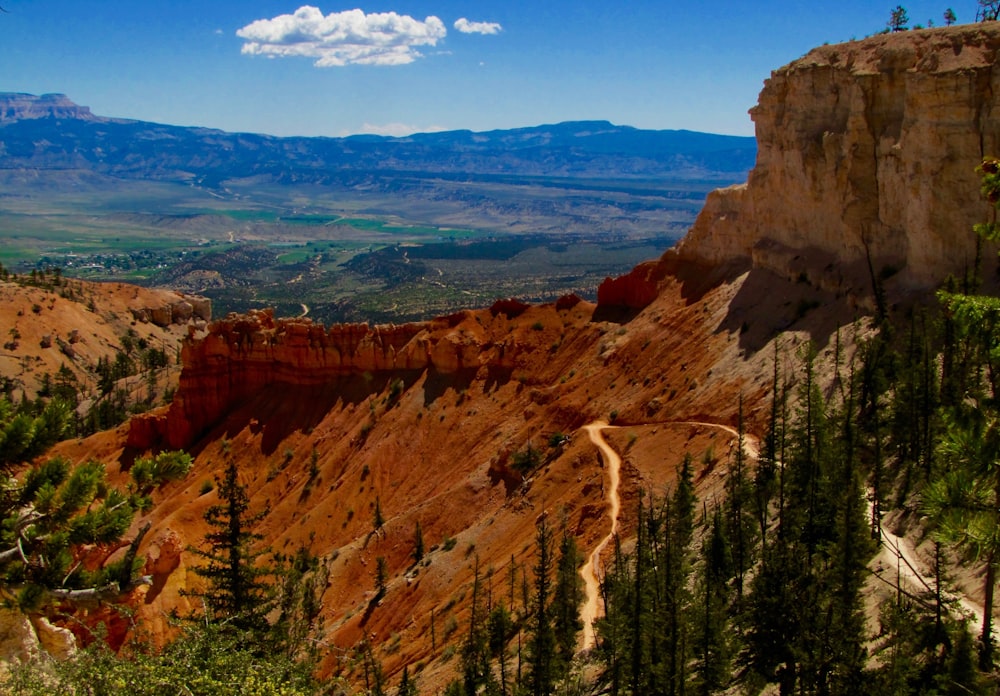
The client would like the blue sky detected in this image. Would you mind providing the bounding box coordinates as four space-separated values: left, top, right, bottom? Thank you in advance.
1 1 977 137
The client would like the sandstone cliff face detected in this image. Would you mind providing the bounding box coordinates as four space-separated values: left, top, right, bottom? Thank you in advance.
679 24 1000 290
130 307 530 450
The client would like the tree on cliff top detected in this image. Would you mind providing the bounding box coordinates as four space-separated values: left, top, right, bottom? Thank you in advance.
888 6 909 31
978 1 1000 21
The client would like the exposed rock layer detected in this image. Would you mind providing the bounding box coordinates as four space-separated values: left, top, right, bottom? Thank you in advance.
130 306 531 450
0 93 97 123
678 24 1000 290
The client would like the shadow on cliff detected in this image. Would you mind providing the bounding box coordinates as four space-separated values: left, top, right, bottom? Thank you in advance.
199 371 426 456
714 265 869 355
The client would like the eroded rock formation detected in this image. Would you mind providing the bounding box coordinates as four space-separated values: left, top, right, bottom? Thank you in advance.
678 24 1000 291
129 308 527 450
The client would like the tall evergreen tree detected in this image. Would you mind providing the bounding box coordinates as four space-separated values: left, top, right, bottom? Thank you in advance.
552 521 583 677
924 157 1000 669
188 456 272 634
725 395 756 602
526 514 556 696
694 507 732 695
461 555 493 695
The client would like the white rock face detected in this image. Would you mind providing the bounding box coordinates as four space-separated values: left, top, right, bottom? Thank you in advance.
679 25 1000 290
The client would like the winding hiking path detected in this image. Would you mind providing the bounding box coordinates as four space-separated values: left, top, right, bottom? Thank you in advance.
579 420 620 651
870 502 986 632
577 419 759 652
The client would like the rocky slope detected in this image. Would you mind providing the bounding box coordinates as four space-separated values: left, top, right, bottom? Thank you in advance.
85 252 854 691
0 277 209 402
20 23 1000 692
678 23 1000 292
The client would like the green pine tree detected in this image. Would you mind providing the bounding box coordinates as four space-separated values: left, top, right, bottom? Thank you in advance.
187 455 273 635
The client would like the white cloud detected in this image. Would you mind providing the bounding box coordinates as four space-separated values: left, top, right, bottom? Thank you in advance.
357 122 446 137
454 18 502 35
237 6 447 67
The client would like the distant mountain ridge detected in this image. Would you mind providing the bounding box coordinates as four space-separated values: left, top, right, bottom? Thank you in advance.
0 92 756 183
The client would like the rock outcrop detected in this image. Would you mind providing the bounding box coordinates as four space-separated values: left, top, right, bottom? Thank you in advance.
129 308 527 450
129 293 211 327
0 93 98 123
597 261 663 309
678 24 1000 291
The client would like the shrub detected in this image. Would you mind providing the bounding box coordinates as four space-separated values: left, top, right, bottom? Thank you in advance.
511 443 542 473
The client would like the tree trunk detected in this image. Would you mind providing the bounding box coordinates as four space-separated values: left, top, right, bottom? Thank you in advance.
980 548 997 670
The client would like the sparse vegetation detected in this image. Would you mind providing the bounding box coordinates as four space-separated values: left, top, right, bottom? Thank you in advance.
511 442 542 473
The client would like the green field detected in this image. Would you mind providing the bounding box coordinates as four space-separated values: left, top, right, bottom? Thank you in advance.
0 172 723 322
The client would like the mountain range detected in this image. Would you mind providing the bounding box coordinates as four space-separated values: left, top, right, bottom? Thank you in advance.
0 92 756 184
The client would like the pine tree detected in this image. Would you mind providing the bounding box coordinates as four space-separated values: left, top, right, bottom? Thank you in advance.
694 508 732 695
725 395 756 602
924 157 1000 669
375 556 388 599
662 456 696 695
461 556 492 695
488 605 514 696
373 495 385 534
188 456 272 634
526 514 556 696
398 664 418 696
412 520 425 563
552 521 583 677
0 453 189 611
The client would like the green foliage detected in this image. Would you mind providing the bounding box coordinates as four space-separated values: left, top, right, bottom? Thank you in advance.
130 451 193 497
548 432 569 448
0 396 72 469
186 456 273 634
595 460 699 695
979 0 1000 21
271 545 327 662
511 443 542 474
373 495 385 532
460 556 494 695
0 451 187 611
412 520 425 563
527 514 557 696
375 555 388 598
3 620 322 695
694 508 733 694
888 5 909 31
922 157 1000 670
552 522 583 675
387 377 404 404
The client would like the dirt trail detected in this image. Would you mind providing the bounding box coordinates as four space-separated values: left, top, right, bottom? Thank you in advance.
579 421 620 651
870 502 985 632
577 419 758 652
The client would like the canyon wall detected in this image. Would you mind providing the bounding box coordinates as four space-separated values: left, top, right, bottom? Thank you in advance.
129 305 533 450
678 24 1000 290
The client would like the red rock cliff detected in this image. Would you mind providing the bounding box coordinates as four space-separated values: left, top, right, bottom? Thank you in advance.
130 307 528 450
